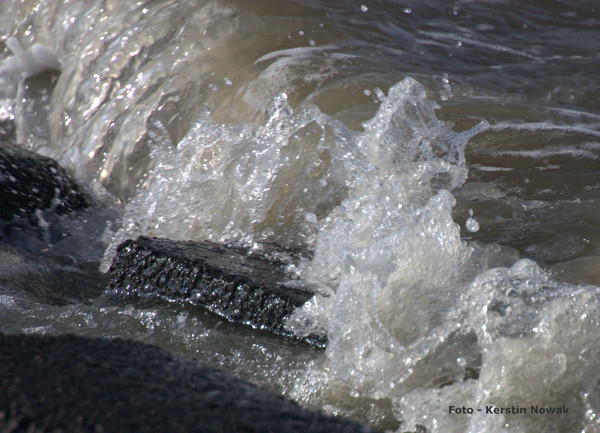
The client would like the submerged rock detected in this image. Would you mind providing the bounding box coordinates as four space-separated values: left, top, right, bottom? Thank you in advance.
0 141 88 223
0 333 376 433
0 118 16 143
108 236 326 348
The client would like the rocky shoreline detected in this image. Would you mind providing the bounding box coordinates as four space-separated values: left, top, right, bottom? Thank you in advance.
0 140 379 432
0 333 377 433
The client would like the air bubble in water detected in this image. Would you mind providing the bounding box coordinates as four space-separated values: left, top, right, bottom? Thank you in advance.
360 5 368 13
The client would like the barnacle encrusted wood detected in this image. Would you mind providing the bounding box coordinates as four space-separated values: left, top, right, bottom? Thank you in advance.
108 236 326 348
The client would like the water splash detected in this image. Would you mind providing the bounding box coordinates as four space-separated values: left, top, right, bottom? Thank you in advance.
3 2 600 432
0 37 60 80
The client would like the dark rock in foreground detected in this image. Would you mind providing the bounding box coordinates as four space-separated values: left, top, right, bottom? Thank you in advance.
0 141 88 223
0 333 376 433
108 236 326 348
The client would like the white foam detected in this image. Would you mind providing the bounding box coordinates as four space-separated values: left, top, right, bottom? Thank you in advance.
0 37 60 79
279 81 600 433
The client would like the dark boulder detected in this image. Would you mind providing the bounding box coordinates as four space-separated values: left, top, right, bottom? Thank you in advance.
108 236 326 348
0 333 376 433
0 141 88 223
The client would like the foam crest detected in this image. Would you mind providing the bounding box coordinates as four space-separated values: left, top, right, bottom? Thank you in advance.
102 92 354 268
384 259 600 432
282 80 600 433
104 78 478 265
284 80 483 404
0 37 60 79
358 78 469 180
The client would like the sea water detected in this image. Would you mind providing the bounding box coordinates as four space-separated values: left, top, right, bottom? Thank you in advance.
1 1 599 432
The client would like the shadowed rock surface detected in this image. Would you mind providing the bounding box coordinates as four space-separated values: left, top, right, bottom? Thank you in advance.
0 141 88 223
108 236 326 348
0 119 16 143
0 333 376 433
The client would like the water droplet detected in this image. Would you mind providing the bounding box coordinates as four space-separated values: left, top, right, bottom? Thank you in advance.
360 5 368 12
304 213 317 224
466 216 479 233
466 209 479 232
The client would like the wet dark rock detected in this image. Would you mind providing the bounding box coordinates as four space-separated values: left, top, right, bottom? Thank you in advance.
0 141 88 223
0 333 377 433
108 236 326 348
0 118 16 142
